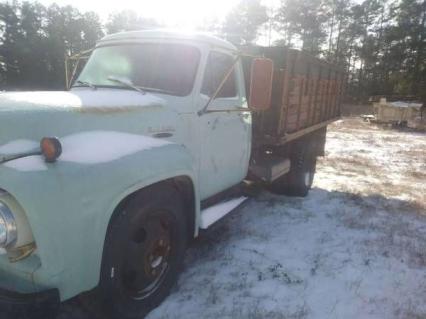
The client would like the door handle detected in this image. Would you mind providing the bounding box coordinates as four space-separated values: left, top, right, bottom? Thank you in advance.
152 132 173 138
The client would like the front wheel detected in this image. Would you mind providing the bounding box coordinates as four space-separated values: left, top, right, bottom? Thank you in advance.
96 184 187 319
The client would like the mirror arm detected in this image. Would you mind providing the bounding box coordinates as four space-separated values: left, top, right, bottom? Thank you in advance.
65 48 93 90
65 55 70 90
69 59 81 89
198 54 242 116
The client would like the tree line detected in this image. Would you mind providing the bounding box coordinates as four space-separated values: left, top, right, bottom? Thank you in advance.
0 0 425 101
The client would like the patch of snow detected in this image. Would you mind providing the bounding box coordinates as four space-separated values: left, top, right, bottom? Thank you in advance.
0 89 165 109
1 131 171 172
60 131 171 164
200 197 247 229
389 101 423 108
0 140 39 155
4 155 47 172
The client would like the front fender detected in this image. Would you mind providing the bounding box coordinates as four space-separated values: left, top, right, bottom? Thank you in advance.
0 143 198 300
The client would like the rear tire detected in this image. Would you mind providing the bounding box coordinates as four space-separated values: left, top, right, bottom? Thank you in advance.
96 184 187 319
270 144 317 197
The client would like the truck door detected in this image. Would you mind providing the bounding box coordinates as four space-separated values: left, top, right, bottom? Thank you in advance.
198 51 251 200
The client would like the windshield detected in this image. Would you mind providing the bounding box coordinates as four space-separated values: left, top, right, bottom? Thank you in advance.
75 43 201 96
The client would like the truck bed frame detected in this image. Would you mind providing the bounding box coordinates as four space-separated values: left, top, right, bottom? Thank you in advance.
241 46 345 148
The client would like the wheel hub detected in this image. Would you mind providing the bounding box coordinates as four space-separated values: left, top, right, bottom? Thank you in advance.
304 171 312 187
145 238 171 278
121 212 173 299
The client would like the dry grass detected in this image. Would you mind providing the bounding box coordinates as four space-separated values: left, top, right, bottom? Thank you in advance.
410 171 426 180
324 155 379 174
323 117 426 209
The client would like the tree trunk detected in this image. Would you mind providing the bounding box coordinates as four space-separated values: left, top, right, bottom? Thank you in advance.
412 0 426 95
334 19 343 64
328 5 335 59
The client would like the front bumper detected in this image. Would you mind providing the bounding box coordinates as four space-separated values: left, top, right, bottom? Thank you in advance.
0 287 59 318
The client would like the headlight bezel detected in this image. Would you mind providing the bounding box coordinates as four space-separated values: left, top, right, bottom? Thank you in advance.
0 201 17 248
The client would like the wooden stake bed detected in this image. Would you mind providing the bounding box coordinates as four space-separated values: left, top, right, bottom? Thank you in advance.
240 46 345 147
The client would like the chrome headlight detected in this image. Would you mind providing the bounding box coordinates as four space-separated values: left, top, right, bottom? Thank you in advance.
0 202 17 248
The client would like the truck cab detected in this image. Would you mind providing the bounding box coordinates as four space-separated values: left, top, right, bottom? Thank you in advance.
72 30 254 200
0 30 343 318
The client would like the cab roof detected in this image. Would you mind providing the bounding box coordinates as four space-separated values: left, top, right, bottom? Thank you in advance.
98 29 237 52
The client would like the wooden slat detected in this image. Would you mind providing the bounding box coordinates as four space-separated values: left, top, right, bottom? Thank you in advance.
279 50 296 135
254 118 340 147
241 46 345 146
307 74 317 126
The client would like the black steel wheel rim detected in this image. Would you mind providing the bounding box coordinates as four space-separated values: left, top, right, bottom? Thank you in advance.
121 210 173 300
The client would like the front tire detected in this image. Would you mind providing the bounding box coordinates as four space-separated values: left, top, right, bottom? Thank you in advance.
97 184 187 319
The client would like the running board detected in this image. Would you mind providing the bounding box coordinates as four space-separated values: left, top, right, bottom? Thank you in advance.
200 196 247 229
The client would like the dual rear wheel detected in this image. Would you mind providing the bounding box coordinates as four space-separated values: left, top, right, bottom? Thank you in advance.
270 143 317 197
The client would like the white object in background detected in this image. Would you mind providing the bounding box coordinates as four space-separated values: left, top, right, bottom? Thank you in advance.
389 101 423 108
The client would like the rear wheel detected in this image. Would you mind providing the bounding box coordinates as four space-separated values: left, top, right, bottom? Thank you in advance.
96 184 187 319
270 144 317 197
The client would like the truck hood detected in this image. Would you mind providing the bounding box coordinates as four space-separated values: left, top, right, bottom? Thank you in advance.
0 89 165 112
0 89 178 173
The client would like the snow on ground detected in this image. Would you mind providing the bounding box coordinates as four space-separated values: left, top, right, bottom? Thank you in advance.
146 118 426 319
13 117 425 319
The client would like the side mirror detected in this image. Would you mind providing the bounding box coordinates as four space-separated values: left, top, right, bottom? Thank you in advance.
248 58 273 111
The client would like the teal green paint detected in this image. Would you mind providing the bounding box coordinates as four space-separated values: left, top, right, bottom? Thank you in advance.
0 31 249 301
0 96 200 300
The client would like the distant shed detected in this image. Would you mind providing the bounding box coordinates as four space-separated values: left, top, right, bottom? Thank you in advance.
373 98 424 128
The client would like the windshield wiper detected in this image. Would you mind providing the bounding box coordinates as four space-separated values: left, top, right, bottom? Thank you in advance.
73 80 97 90
137 86 178 95
107 76 146 95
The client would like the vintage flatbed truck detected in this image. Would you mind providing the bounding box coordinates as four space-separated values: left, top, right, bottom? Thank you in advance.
0 30 344 318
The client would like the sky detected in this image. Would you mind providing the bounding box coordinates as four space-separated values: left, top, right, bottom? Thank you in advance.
33 0 280 29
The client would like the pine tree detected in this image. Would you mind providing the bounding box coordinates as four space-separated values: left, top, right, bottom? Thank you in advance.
222 0 268 45
106 10 160 34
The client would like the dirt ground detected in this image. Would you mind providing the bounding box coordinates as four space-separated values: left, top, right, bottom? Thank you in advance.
340 103 374 116
5 117 426 319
